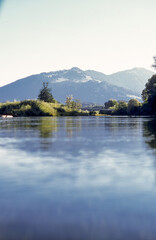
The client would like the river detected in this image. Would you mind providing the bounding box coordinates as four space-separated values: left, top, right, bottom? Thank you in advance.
0 116 156 240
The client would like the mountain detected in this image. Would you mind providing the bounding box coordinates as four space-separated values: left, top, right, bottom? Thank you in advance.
85 68 154 93
106 68 154 93
0 67 154 104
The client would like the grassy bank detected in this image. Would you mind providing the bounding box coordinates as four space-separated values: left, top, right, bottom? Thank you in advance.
0 100 89 117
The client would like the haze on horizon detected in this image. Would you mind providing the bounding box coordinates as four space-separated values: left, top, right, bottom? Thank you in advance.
0 0 155 87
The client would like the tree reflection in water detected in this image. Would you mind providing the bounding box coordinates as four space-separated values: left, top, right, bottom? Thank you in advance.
143 119 156 153
38 117 58 138
65 117 81 138
0 117 59 152
37 117 58 150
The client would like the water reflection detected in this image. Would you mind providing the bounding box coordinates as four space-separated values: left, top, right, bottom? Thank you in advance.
0 117 59 152
0 117 143 158
65 117 81 138
143 119 156 152
38 118 58 150
38 117 58 138
0 117 156 239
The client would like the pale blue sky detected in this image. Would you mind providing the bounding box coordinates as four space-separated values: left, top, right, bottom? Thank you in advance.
0 0 155 86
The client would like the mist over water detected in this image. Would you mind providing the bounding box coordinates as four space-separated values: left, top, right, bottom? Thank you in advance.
0 116 156 240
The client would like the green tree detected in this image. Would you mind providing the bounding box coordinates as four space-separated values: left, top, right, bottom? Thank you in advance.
141 74 156 115
114 101 128 115
66 95 73 108
142 74 156 101
66 95 82 111
38 82 55 103
104 99 118 109
127 99 141 115
72 99 82 110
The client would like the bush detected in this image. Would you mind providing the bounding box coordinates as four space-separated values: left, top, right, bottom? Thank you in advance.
127 99 141 115
113 101 128 115
0 100 87 117
104 99 118 109
89 110 96 116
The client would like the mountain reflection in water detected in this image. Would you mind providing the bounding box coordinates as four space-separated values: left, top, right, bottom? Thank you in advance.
0 116 156 240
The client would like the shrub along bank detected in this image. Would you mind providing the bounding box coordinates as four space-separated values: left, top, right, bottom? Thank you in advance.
0 100 88 117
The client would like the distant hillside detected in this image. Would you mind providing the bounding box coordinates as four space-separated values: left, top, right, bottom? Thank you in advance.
0 67 154 104
85 68 154 93
107 68 154 93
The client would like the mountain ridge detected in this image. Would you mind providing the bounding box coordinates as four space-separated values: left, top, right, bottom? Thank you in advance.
0 67 154 104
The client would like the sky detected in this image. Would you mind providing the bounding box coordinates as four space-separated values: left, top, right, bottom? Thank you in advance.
0 0 156 87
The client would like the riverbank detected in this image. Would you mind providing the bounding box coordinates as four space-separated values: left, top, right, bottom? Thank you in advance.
0 100 155 117
0 100 89 117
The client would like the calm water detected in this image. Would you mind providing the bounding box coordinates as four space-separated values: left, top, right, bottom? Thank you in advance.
0 116 156 240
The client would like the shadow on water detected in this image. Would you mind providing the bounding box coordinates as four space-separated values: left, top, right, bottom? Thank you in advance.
143 119 156 153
